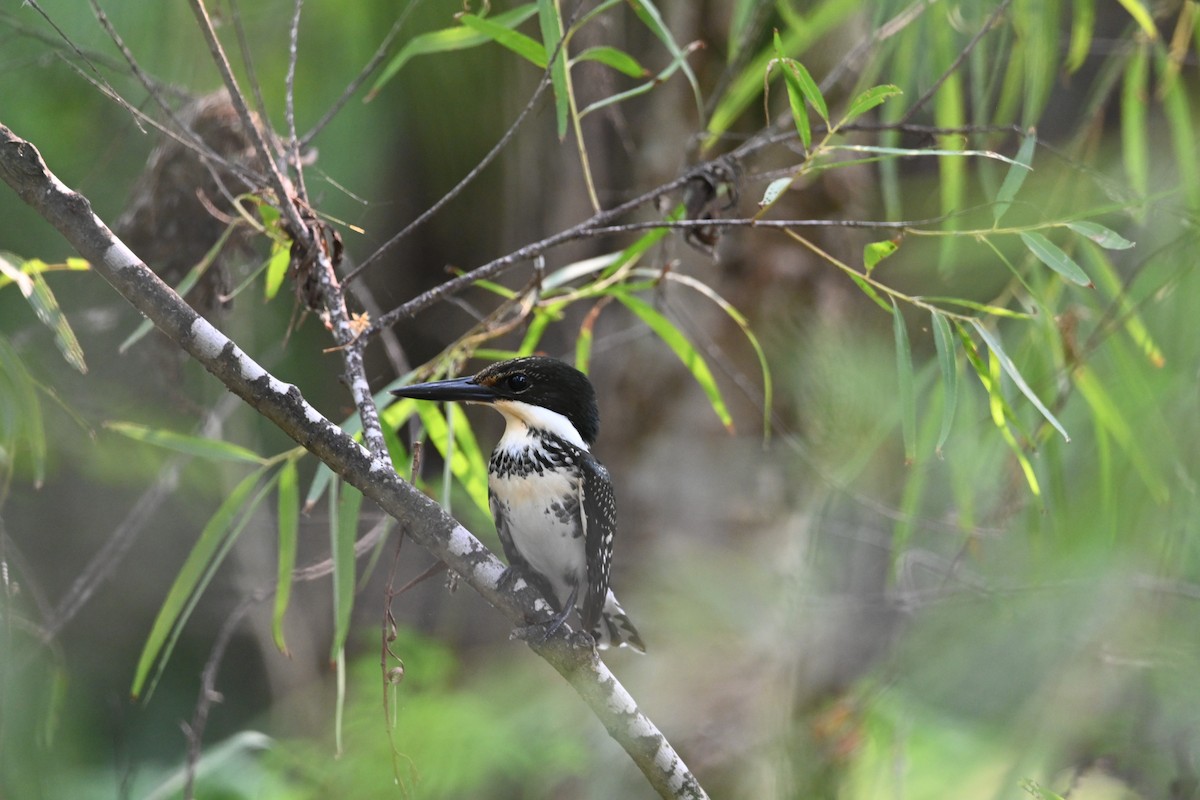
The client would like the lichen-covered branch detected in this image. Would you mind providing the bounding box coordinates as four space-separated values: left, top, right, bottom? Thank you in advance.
0 122 708 800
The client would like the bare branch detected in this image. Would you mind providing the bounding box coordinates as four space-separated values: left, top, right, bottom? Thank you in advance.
0 122 709 800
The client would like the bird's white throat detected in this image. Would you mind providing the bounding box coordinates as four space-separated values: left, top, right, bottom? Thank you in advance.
492 400 589 451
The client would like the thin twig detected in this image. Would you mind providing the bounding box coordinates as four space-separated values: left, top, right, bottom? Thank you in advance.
364 172 695 335
284 0 309 202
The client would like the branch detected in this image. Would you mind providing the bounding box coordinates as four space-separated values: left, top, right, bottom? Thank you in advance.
0 122 708 800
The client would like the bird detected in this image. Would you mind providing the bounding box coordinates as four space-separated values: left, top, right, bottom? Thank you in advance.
391 356 645 652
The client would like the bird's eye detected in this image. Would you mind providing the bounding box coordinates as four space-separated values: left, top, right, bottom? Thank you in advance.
505 373 530 392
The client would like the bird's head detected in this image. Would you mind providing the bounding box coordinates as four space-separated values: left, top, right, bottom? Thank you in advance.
390 356 600 448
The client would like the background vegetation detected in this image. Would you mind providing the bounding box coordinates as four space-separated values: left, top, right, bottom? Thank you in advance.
2 0 1199 797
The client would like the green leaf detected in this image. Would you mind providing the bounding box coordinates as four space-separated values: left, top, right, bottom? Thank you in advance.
576 38 701 119
920 296 1033 319
629 269 773 440
616 293 734 432
930 311 958 456
105 421 266 464
787 58 828 124
1065 0 1095 74
1121 44 1150 202
1116 0 1159 39
417 402 491 517
367 4 539 100
1080 242 1163 367
263 240 290 301
1073 364 1168 502
0 255 89 290
132 467 269 699
0 336 46 487
273 460 299 655
992 132 1037 224
625 0 704 123
779 61 812 149
970 320 1070 442
892 301 916 464
330 481 363 662
1066 221 1135 250
1019 231 1092 286
572 45 647 78
703 2 856 149
842 84 902 124
537 0 570 139
864 240 898 273
460 13 547 67
1157 48 1200 211
0 257 87 373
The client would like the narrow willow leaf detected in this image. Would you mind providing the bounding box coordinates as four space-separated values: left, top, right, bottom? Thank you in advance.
921 297 1033 319
930 311 958 456
616 293 734 432
0 258 87 373
572 45 647 77
760 176 792 208
132 468 267 699
630 269 774 440
1066 221 1135 250
368 4 539 99
780 61 812 149
518 307 557 356
970 320 1070 442
788 57 828 124
1080 243 1163 367
263 241 290 301
1066 0 1096 73
769 31 808 148
305 462 335 513
575 298 609 374
864 240 898 273
842 84 902 124
417 403 491 516
992 132 1037 224
330 481 363 662
892 301 916 464
577 41 699 118
537 0 571 139
1157 48 1200 211
848 271 892 312
1122 44 1150 202
273 460 299 655
1073 364 1168 502
106 421 266 464
1019 231 1092 286
702 2 856 149
625 0 704 121
1117 0 1159 39
460 13 547 67
0 256 89 290
0 336 46 487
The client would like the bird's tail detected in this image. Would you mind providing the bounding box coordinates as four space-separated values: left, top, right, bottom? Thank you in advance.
592 590 646 653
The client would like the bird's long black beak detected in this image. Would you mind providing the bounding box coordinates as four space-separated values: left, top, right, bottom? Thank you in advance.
390 376 497 403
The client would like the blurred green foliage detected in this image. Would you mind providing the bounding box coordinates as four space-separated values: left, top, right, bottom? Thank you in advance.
4 0 1200 798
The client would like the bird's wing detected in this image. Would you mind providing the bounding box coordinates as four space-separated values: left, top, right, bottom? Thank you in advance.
578 454 616 632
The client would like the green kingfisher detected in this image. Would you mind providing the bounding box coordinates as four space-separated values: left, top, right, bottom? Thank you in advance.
391 356 645 652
